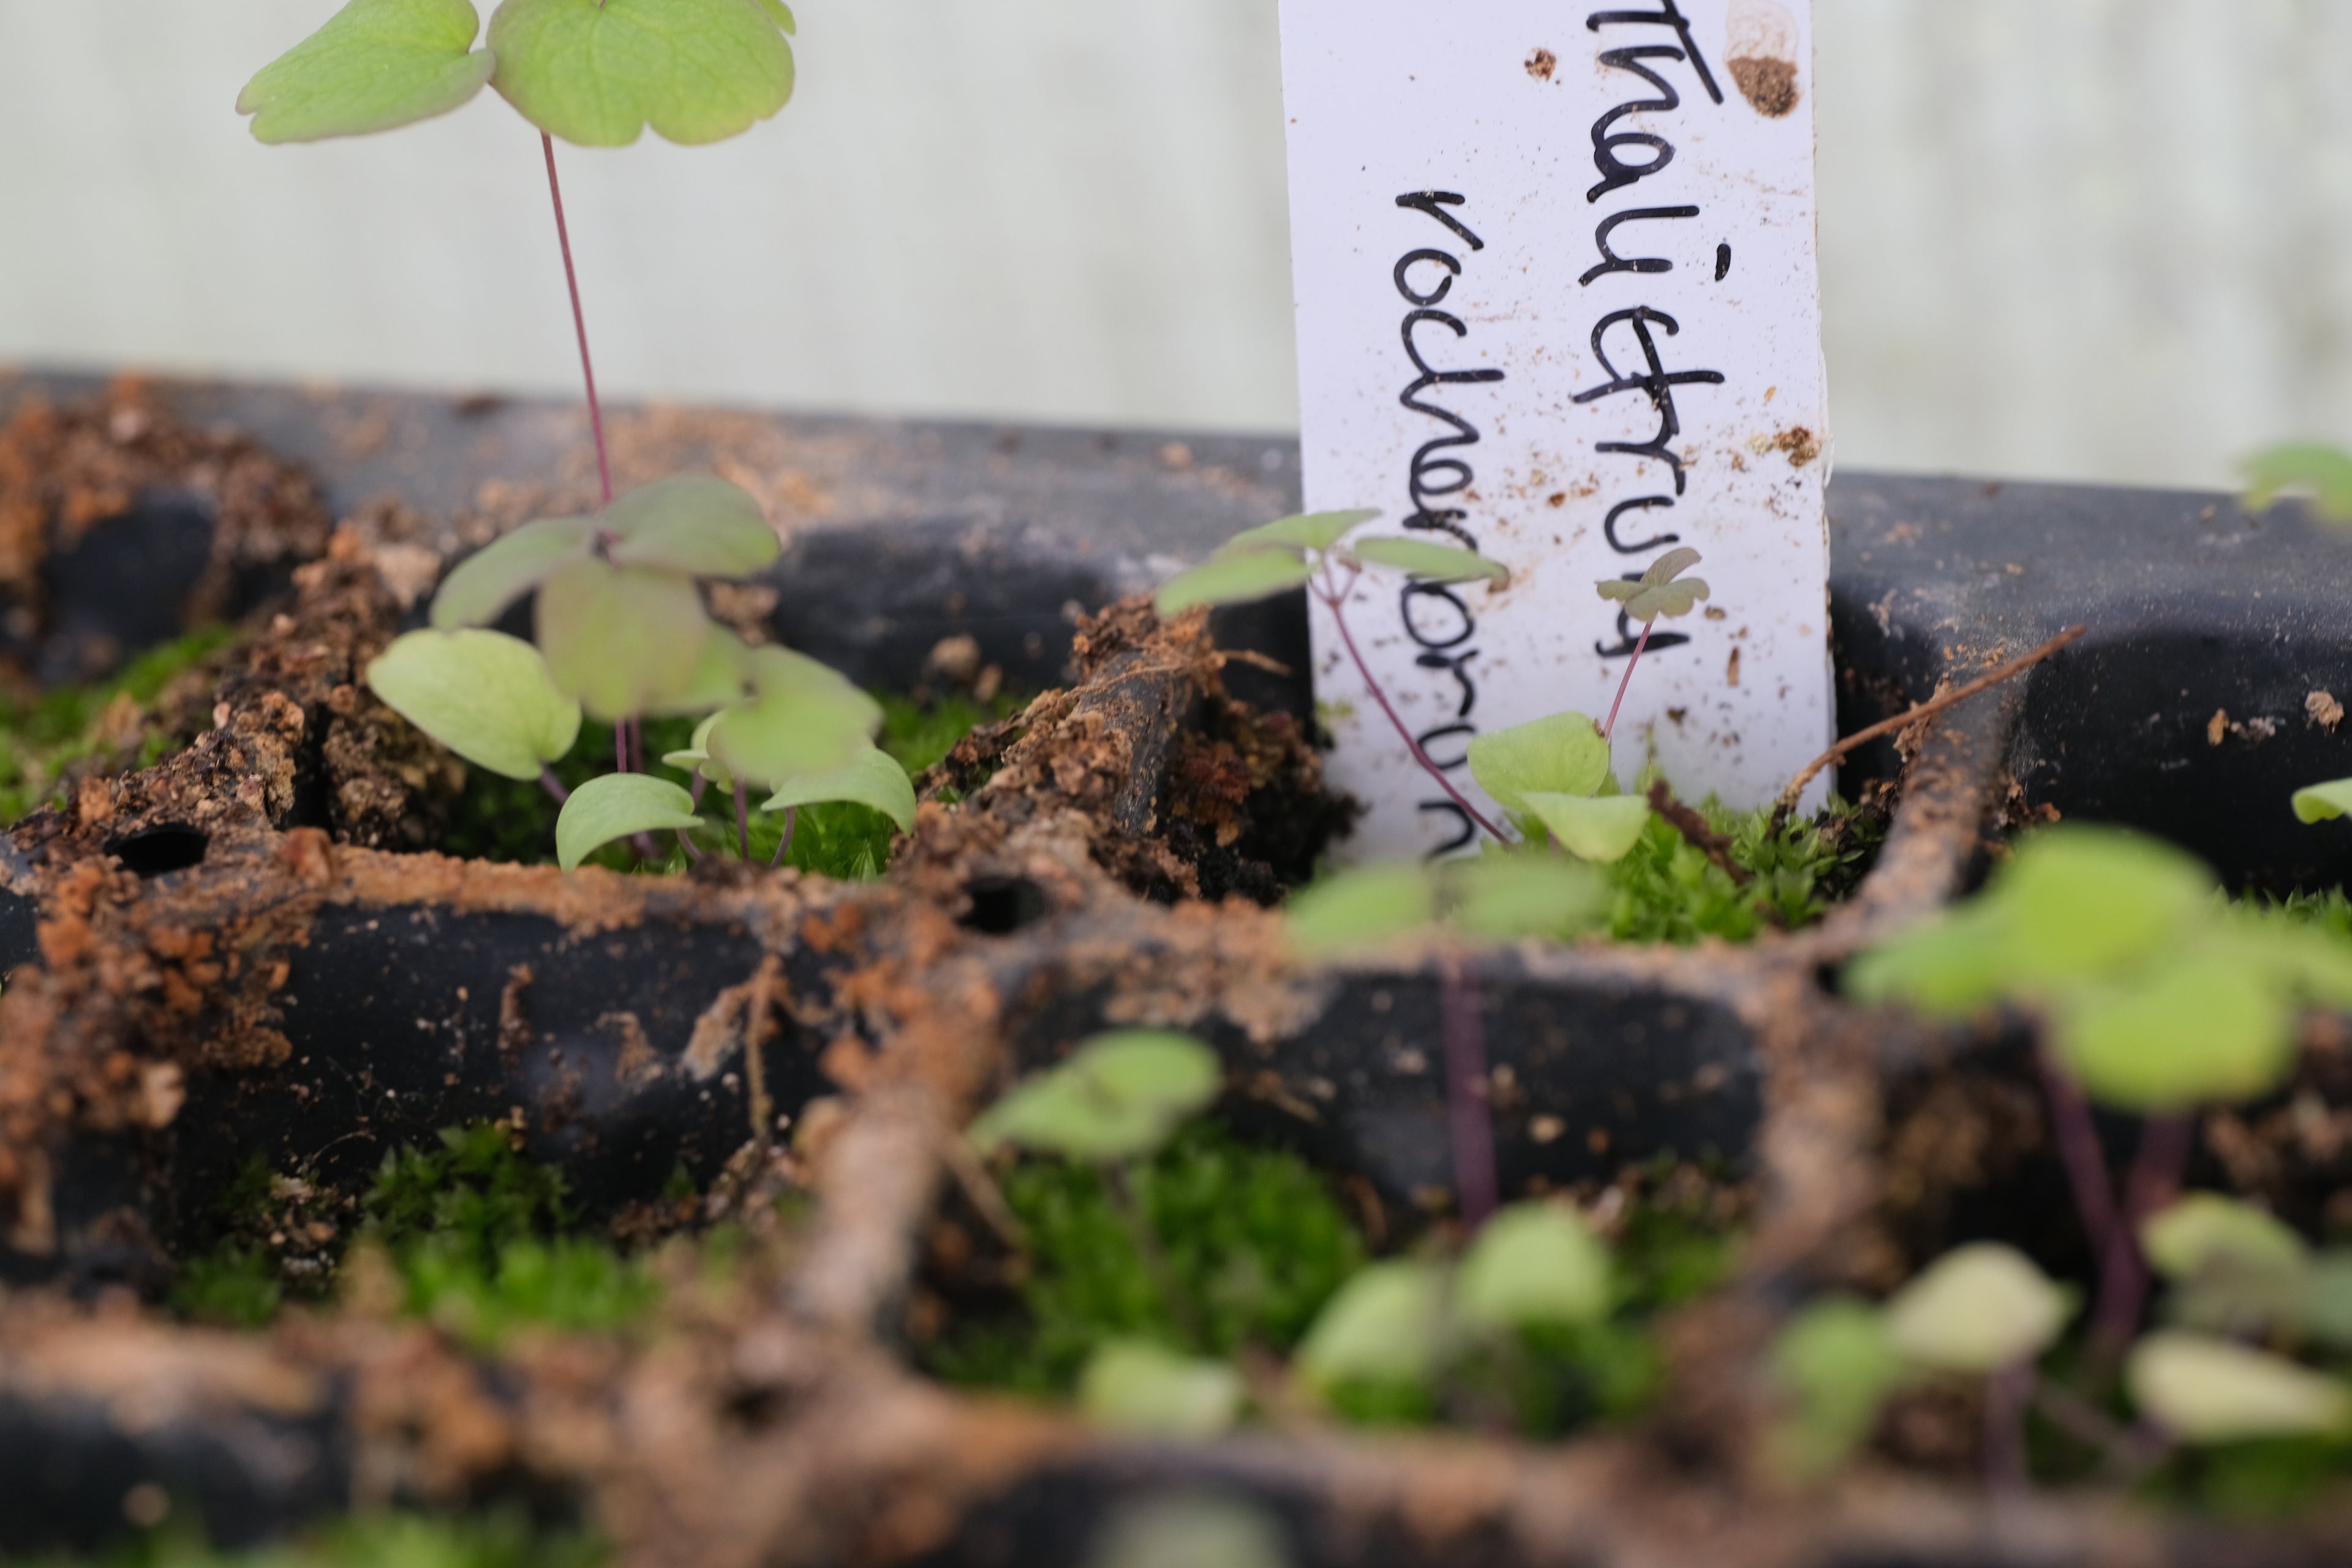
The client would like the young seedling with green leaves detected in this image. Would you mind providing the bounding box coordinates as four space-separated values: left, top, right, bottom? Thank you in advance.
1779 824 2352 1491
244 3 918 871
1157 513 1710 865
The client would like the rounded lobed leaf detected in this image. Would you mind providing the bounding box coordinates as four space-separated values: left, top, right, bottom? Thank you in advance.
760 745 918 833
606 475 781 578
2142 1193 2313 1335
1768 1298 1908 1480
1284 862 1438 958
536 557 711 722
663 709 734 788
431 515 597 631
1078 1340 1246 1439
1521 792 1652 864
643 627 755 718
2054 952 2296 1114
365 628 581 782
2128 1331 2351 1444
703 650 883 791
555 773 703 871
1069 1032 1223 1123
2294 777 2352 825
1841 902 2016 1016
1996 826 2214 985
239 0 495 144
1597 573 1711 623
1347 537 1510 585
1219 508 1380 556
1885 1243 2073 1375
2244 443 2352 522
1443 852 1607 942
1454 1202 1612 1332
1155 549 1314 617
489 0 796 148
968 1031 1221 1164
1466 712 1610 814
1294 1261 1450 1395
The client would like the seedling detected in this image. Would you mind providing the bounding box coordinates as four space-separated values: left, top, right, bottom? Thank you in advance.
243 4 897 872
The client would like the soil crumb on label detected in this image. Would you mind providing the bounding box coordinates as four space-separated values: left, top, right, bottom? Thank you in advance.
1525 47 1556 81
2310 690 2345 731
1727 0 1801 117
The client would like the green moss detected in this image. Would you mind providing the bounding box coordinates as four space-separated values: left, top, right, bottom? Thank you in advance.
1602 796 1880 944
0 625 235 824
439 690 1024 880
24 1510 603 1568
168 1245 282 1330
364 1125 654 1350
924 1121 1367 1395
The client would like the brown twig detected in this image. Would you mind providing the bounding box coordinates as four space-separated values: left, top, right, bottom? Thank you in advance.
1648 780 1751 886
1772 624 2087 826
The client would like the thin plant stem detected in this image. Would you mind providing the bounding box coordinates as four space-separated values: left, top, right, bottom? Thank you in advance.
1439 949 1499 1229
674 829 703 863
614 722 630 775
1101 1161 1204 1348
1601 620 1655 743
538 767 571 806
771 805 798 868
2037 1049 2116 1253
1315 562 1510 846
540 132 613 508
1983 1359 2033 1493
734 781 752 861
2089 1113 2195 1366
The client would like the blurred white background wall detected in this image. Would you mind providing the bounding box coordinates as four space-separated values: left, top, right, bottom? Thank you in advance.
2 1 2348 490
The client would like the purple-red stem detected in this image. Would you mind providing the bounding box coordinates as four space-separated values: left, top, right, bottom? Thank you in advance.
538 768 571 806
1983 1360 2034 1493
1317 571 1510 845
734 782 752 861
1601 620 1655 744
541 133 613 508
2037 1049 2116 1253
771 805 798 868
1440 951 1499 1230
2089 1113 2195 1366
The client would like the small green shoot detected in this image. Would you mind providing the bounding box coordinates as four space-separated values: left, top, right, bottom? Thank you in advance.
1597 546 1711 622
1292 1259 1451 1408
2142 1194 2312 1335
2244 442 2352 522
556 774 704 870
1465 714 1612 815
1077 1339 1246 1438
1519 791 1652 864
1882 1243 2074 1376
1453 1204 1611 1332
1767 1297 1908 1479
969 1032 1223 1164
1284 851 1605 957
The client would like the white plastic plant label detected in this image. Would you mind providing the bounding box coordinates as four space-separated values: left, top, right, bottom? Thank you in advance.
1278 0 1833 861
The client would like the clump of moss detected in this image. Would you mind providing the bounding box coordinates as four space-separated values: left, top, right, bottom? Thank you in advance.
24 1509 602 1568
923 1121 1367 1395
0 624 235 824
1603 796 1882 944
360 1125 655 1349
439 688 1024 880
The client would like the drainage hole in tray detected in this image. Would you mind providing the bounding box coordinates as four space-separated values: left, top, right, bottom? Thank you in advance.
107 823 210 877
961 875 1051 935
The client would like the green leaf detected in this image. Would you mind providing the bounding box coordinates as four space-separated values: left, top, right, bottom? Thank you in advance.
2056 952 2296 1113
2305 1251 2352 1350
2244 443 2352 522
555 773 703 870
1521 792 1652 864
365 629 581 782
1842 902 2016 1015
606 475 780 578
1997 827 2213 986
2128 1332 2351 1444
703 649 884 790
752 0 796 32
1768 1298 1907 1480
238 0 494 144
536 557 710 722
1596 547 1710 622
1294 1261 1450 1395
1077 1340 1246 1438
1284 863 1436 957
2294 778 2352 824
1346 537 1510 585
1454 1203 1611 1331
429 515 597 631
760 745 917 834
1444 852 1607 942
1155 549 1314 617
2142 1193 2313 1334
488 0 796 147
1466 712 1610 813
968 1031 1222 1163
663 709 734 788
642 627 754 718
1885 1243 2073 1374
1220 508 1379 556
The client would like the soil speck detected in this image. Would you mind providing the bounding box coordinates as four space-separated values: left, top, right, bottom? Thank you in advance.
2310 690 2345 731
1525 48 1557 81
2207 709 2230 747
